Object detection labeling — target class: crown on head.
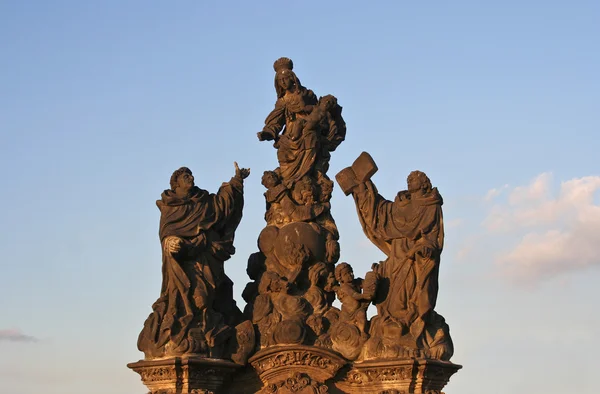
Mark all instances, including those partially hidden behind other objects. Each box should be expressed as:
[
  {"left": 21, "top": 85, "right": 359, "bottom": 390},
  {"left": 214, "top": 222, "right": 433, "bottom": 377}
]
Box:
[{"left": 273, "top": 57, "right": 293, "bottom": 73}]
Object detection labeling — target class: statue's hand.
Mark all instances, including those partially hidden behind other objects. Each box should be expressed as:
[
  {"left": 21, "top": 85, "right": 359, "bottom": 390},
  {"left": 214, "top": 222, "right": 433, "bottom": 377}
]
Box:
[
  {"left": 234, "top": 161, "right": 251, "bottom": 180},
  {"left": 418, "top": 245, "right": 435, "bottom": 259},
  {"left": 257, "top": 131, "right": 274, "bottom": 141},
  {"left": 165, "top": 237, "right": 183, "bottom": 255}
]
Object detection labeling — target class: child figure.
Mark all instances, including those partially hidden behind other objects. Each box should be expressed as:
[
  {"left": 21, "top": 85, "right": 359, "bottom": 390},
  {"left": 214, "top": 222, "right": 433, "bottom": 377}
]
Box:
[
  {"left": 334, "top": 262, "right": 371, "bottom": 335},
  {"left": 262, "top": 170, "right": 290, "bottom": 226}
]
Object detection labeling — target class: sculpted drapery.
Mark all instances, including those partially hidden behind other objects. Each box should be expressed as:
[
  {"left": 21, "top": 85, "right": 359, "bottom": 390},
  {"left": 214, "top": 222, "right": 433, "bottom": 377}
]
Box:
[
  {"left": 353, "top": 179, "right": 443, "bottom": 324},
  {"left": 138, "top": 166, "right": 248, "bottom": 359},
  {"left": 349, "top": 170, "right": 453, "bottom": 361},
  {"left": 258, "top": 57, "right": 345, "bottom": 188},
  {"left": 129, "top": 59, "right": 462, "bottom": 394}
]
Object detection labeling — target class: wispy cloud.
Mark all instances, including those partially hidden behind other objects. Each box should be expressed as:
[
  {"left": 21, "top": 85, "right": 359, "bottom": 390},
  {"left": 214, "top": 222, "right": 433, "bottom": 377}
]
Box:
[
  {"left": 481, "top": 173, "right": 600, "bottom": 283},
  {"left": 484, "top": 184, "right": 509, "bottom": 202},
  {"left": 0, "top": 329, "right": 39, "bottom": 343}
]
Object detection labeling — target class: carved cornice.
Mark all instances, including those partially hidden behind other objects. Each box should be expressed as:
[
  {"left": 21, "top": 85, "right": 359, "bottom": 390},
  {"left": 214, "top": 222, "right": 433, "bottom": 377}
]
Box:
[
  {"left": 128, "top": 357, "right": 241, "bottom": 393},
  {"left": 249, "top": 345, "right": 346, "bottom": 385},
  {"left": 134, "top": 366, "right": 179, "bottom": 384},
  {"left": 344, "top": 366, "right": 413, "bottom": 385},
  {"left": 336, "top": 359, "right": 462, "bottom": 394}
]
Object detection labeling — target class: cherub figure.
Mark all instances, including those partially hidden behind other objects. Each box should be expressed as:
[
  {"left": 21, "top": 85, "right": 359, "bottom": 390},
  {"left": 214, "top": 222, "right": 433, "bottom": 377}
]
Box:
[
  {"left": 241, "top": 252, "right": 266, "bottom": 309},
  {"left": 262, "top": 171, "right": 328, "bottom": 227},
  {"left": 262, "top": 170, "right": 289, "bottom": 226},
  {"left": 313, "top": 94, "right": 346, "bottom": 175},
  {"left": 292, "top": 175, "right": 318, "bottom": 206},
  {"left": 317, "top": 174, "right": 334, "bottom": 203},
  {"left": 334, "top": 263, "right": 372, "bottom": 335},
  {"left": 276, "top": 176, "right": 327, "bottom": 224}
]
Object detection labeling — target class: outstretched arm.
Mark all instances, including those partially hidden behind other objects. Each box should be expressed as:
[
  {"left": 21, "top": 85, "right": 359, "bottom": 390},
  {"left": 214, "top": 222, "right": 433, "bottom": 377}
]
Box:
[
  {"left": 258, "top": 98, "right": 285, "bottom": 141},
  {"left": 351, "top": 179, "right": 395, "bottom": 256},
  {"left": 234, "top": 161, "right": 251, "bottom": 181}
]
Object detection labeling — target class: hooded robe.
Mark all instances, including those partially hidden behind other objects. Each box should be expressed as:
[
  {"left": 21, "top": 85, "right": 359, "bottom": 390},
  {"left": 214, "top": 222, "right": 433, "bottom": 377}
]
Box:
[
  {"left": 352, "top": 180, "right": 444, "bottom": 335},
  {"left": 138, "top": 178, "right": 244, "bottom": 358}
]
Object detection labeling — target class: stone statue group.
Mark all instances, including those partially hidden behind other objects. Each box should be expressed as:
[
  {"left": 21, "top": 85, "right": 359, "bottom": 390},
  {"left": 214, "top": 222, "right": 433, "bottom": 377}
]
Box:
[{"left": 132, "top": 58, "right": 458, "bottom": 394}]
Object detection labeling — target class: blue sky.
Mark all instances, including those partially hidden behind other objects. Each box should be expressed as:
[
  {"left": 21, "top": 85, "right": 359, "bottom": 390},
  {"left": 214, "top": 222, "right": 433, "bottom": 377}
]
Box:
[{"left": 1, "top": 1, "right": 599, "bottom": 393}]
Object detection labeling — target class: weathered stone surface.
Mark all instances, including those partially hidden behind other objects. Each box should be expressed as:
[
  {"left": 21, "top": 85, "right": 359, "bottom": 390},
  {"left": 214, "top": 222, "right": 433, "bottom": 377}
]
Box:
[
  {"left": 245, "top": 58, "right": 346, "bottom": 357},
  {"left": 134, "top": 164, "right": 254, "bottom": 363},
  {"left": 128, "top": 357, "right": 241, "bottom": 394},
  {"left": 337, "top": 152, "right": 454, "bottom": 362},
  {"left": 330, "top": 262, "right": 375, "bottom": 360},
  {"left": 336, "top": 151, "right": 378, "bottom": 195},
  {"left": 129, "top": 59, "right": 461, "bottom": 394},
  {"left": 335, "top": 358, "right": 462, "bottom": 394},
  {"left": 250, "top": 345, "right": 346, "bottom": 393},
  {"left": 221, "top": 366, "right": 263, "bottom": 394}
]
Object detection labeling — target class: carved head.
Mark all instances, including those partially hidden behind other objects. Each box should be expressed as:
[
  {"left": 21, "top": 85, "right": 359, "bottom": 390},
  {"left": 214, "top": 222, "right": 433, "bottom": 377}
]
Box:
[
  {"left": 293, "top": 176, "right": 317, "bottom": 205},
  {"left": 306, "top": 314, "right": 326, "bottom": 336},
  {"left": 247, "top": 252, "right": 266, "bottom": 281},
  {"left": 261, "top": 170, "right": 281, "bottom": 189},
  {"left": 283, "top": 240, "right": 311, "bottom": 268},
  {"left": 319, "top": 94, "right": 337, "bottom": 112},
  {"left": 335, "top": 262, "right": 354, "bottom": 284},
  {"left": 273, "top": 57, "right": 302, "bottom": 98},
  {"left": 170, "top": 167, "right": 195, "bottom": 193},
  {"left": 277, "top": 72, "right": 297, "bottom": 92},
  {"left": 407, "top": 170, "right": 432, "bottom": 194},
  {"left": 318, "top": 177, "right": 334, "bottom": 202},
  {"left": 258, "top": 271, "right": 289, "bottom": 294}
]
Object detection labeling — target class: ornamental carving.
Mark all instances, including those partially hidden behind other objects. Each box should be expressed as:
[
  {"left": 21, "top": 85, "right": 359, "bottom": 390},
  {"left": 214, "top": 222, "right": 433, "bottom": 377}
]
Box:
[
  {"left": 259, "top": 373, "right": 329, "bottom": 394},
  {"left": 136, "top": 367, "right": 177, "bottom": 383},
  {"left": 149, "top": 391, "right": 214, "bottom": 394},
  {"left": 343, "top": 366, "right": 412, "bottom": 384},
  {"left": 136, "top": 164, "right": 253, "bottom": 363},
  {"left": 252, "top": 350, "right": 337, "bottom": 375}
]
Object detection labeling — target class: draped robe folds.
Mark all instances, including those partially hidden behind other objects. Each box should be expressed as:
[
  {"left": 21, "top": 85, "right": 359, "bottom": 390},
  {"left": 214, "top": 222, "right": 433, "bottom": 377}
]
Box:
[
  {"left": 263, "top": 89, "right": 318, "bottom": 185},
  {"left": 352, "top": 180, "right": 444, "bottom": 335},
  {"left": 262, "top": 88, "right": 345, "bottom": 186},
  {"left": 138, "top": 179, "right": 244, "bottom": 358}
]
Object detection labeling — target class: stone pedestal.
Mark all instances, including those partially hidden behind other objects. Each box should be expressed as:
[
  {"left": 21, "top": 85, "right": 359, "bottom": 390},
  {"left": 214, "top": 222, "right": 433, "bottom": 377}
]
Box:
[
  {"left": 249, "top": 345, "right": 347, "bottom": 393},
  {"left": 127, "top": 357, "right": 241, "bottom": 394},
  {"left": 335, "top": 358, "right": 462, "bottom": 394}
]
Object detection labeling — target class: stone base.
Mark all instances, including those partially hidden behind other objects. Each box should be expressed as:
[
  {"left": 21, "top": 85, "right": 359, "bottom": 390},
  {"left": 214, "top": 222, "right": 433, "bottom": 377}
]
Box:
[
  {"left": 127, "top": 356, "right": 241, "bottom": 394},
  {"left": 249, "top": 345, "right": 347, "bottom": 393},
  {"left": 334, "top": 358, "right": 462, "bottom": 394},
  {"left": 222, "top": 365, "right": 263, "bottom": 394}
]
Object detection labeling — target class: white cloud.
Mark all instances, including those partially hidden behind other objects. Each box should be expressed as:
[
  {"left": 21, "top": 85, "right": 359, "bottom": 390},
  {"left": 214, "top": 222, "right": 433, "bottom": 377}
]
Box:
[
  {"left": 484, "top": 184, "right": 509, "bottom": 202},
  {"left": 483, "top": 173, "right": 600, "bottom": 282},
  {"left": 508, "top": 172, "right": 552, "bottom": 206},
  {"left": 0, "top": 329, "right": 38, "bottom": 343}
]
